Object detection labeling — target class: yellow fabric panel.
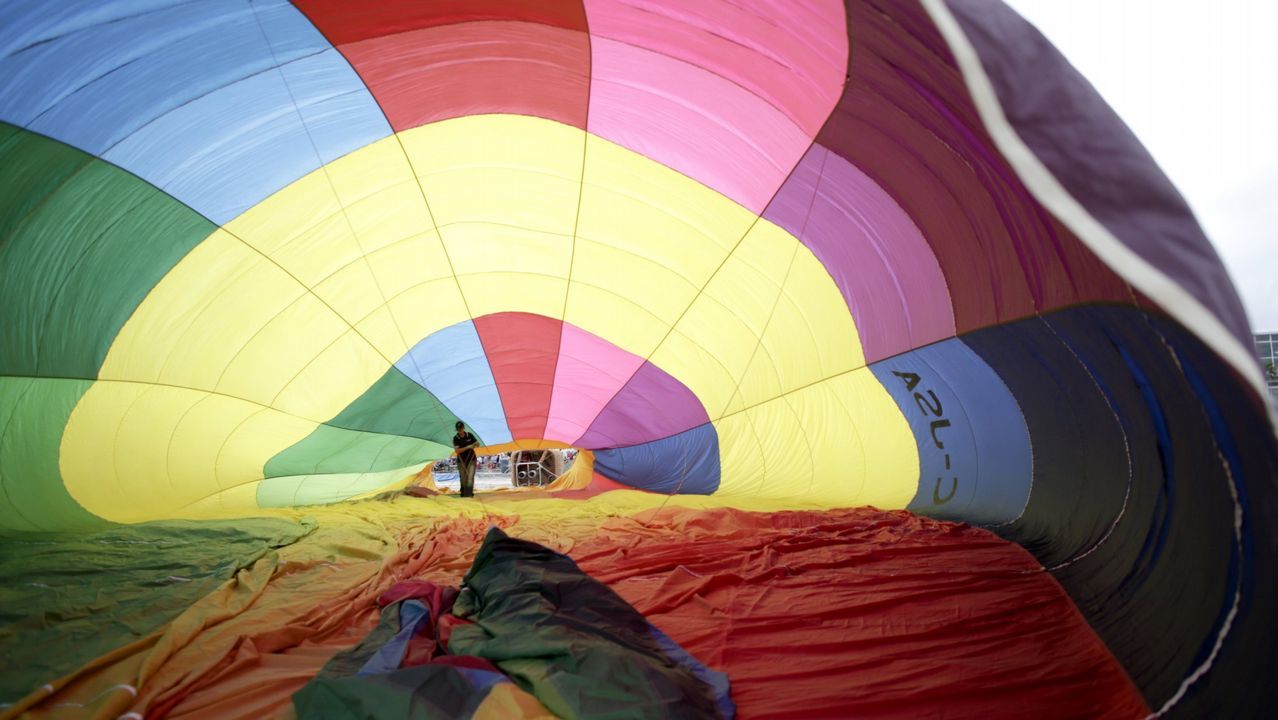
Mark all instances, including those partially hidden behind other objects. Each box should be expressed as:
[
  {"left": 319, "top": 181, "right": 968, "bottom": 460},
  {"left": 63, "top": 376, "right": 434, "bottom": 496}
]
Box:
[
  {"left": 325, "top": 136, "right": 424, "bottom": 210},
  {"left": 167, "top": 395, "right": 298, "bottom": 498},
  {"left": 740, "top": 396, "right": 815, "bottom": 499},
  {"left": 459, "top": 272, "right": 568, "bottom": 321},
  {"left": 649, "top": 222, "right": 799, "bottom": 418},
  {"left": 821, "top": 370, "right": 918, "bottom": 509},
  {"left": 403, "top": 116, "right": 583, "bottom": 234},
  {"left": 271, "top": 328, "right": 387, "bottom": 419},
  {"left": 781, "top": 249, "right": 865, "bottom": 377},
  {"left": 567, "top": 134, "right": 755, "bottom": 355},
  {"left": 99, "top": 231, "right": 307, "bottom": 387},
  {"left": 311, "top": 251, "right": 400, "bottom": 330},
  {"left": 711, "top": 411, "right": 768, "bottom": 498},
  {"left": 353, "top": 305, "right": 416, "bottom": 364},
  {"left": 61, "top": 383, "right": 315, "bottom": 523},
  {"left": 377, "top": 278, "right": 471, "bottom": 349},
  {"left": 399, "top": 116, "right": 582, "bottom": 322},
  {"left": 183, "top": 480, "right": 264, "bottom": 519},
  {"left": 445, "top": 224, "right": 573, "bottom": 279},
  {"left": 562, "top": 279, "right": 670, "bottom": 357},
  {"left": 712, "top": 368, "right": 917, "bottom": 507},
  {"left": 228, "top": 136, "right": 428, "bottom": 264},
  {"left": 253, "top": 211, "right": 355, "bottom": 289},
  {"left": 224, "top": 134, "right": 443, "bottom": 362},
  {"left": 443, "top": 223, "right": 572, "bottom": 319},
  {"left": 215, "top": 294, "right": 349, "bottom": 406},
  {"left": 362, "top": 230, "right": 454, "bottom": 301},
  {"left": 226, "top": 168, "right": 337, "bottom": 257},
  {"left": 734, "top": 247, "right": 864, "bottom": 408}
]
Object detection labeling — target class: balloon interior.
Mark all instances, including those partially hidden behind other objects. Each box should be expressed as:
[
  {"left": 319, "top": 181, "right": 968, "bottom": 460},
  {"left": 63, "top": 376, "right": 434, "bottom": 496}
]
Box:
[{"left": 0, "top": 1, "right": 1275, "bottom": 718}]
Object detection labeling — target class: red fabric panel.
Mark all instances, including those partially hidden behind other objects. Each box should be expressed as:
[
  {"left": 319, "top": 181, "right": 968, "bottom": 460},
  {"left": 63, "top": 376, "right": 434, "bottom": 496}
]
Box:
[
  {"left": 339, "top": 21, "right": 590, "bottom": 131},
  {"left": 473, "top": 312, "right": 562, "bottom": 441},
  {"left": 292, "top": 0, "right": 588, "bottom": 45},
  {"left": 819, "top": 0, "right": 1130, "bottom": 333},
  {"left": 573, "top": 507, "right": 1149, "bottom": 719}
]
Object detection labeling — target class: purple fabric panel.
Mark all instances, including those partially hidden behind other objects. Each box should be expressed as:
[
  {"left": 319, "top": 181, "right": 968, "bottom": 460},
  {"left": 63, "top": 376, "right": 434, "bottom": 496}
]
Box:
[
  {"left": 800, "top": 145, "right": 955, "bottom": 362},
  {"left": 945, "top": 0, "right": 1253, "bottom": 348},
  {"left": 761, "top": 143, "right": 824, "bottom": 238},
  {"left": 575, "top": 361, "right": 710, "bottom": 449}
]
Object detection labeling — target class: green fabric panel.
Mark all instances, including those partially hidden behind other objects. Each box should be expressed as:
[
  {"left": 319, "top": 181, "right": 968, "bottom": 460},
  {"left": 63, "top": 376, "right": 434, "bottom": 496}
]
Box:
[
  {"left": 328, "top": 368, "right": 463, "bottom": 444},
  {"left": 0, "top": 377, "right": 105, "bottom": 532},
  {"left": 0, "top": 123, "right": 215, "bottom": 378},
  {"left": 260, "top": 367, "right": 461, "bottom": 506},
  {"left": 264, "top": 425, "right": 450, "bottom": 478},
  {"left": 256, "top": 462, "right": 431, "bottom": 508},
  {"left": 0, "top": 516, "right": 315, "bottom": 705}
]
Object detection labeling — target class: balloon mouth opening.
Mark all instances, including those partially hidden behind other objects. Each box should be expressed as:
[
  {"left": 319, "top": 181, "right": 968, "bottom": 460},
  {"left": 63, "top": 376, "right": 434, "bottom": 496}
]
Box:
[{"left": 428, "top": 446, "right": 584, "bottom": 494}]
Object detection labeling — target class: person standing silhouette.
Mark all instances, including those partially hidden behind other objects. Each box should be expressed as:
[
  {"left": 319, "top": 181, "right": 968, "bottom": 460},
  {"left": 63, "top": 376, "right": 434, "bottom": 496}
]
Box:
[{"left": 452, "top": 421, "right": 479, "bottom": 498}]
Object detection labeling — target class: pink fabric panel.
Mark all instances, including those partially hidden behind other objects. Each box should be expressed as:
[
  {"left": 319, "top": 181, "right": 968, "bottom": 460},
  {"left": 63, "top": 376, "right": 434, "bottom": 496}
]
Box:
[
  {"left": 794, "top": 145, "right": 956, "bottom": 362},
  {"left": 587, "top": 37, "right": 812, "bottom": 213},
  {"left": 583, "top": 0, "right": 846, "bottom": 135},
  {"left": 543, "top": 323, "right": 646, "bottom": 445}
]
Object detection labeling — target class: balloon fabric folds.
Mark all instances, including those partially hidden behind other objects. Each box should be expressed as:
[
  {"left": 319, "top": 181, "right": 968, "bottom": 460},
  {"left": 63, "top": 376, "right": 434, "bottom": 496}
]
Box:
[{"left": 0, "top": 1, "right": 1275, "bottom": 718}]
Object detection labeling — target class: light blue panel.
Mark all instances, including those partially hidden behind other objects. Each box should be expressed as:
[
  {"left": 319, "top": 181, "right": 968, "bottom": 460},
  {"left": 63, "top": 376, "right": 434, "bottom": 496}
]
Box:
[
  {"left": 104, "top": 48, "right": 390, "bottom": 222},
  {"left": 870, "top": 339, "right": 1032, "bottom": 525},
  {"left": 0, "top": 0, "right": 390, "bottom": 223},
  {"left": 396, "top": 322, "right": 513, "bottom": 445}
]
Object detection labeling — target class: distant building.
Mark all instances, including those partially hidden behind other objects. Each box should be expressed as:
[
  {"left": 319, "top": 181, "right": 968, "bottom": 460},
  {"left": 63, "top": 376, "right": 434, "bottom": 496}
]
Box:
[{"left": 1256, "top": 332, "right": 1278, "bottom": 403}]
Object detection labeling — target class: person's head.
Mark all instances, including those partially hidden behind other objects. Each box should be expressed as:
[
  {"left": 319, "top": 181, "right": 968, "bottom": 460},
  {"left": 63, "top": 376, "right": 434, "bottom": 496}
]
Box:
[{"left": 455, "top": 421, "right": 465, "bottom": 432}]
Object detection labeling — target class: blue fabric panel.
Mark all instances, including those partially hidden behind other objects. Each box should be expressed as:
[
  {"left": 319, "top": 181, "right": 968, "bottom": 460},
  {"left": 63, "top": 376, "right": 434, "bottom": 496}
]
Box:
[
  {"left": 453, "top": 667, "right": 508, "bottom": 693},
  {"left": 358, "top": 600, "right": 431, "bottom": 676},
  {"left": 870, "top": 339, "right": 1031, "bottom": 525},
  {"left": 593, "top": 423, "right": 720, "bottom": 494},
  {"left": 0, "top": 0, "right": 390, "bottom": 223},
  {"left": 396, "top": 322, "right": 513, "bottom": 445}
]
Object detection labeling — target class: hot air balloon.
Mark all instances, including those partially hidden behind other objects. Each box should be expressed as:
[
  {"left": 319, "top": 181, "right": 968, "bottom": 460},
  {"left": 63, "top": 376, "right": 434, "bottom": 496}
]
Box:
[{"left": 1, "top": 1, "right": 1274, "bottom": 718}]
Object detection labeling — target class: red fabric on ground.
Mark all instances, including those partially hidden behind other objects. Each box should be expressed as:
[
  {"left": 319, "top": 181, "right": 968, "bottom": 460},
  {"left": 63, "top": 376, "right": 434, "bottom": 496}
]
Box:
[
  {"left": 571, "top": 507, "right": 1149, "bottom": 719},
  {"left": 159, "top": 505, "right": 1148, "bottom": 719}
]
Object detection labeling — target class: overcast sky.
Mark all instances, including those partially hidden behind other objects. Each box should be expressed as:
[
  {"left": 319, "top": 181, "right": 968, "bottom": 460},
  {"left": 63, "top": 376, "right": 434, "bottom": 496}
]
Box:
[{"left": 1001, "top": 0, "right": 1278, "bottom": 333}]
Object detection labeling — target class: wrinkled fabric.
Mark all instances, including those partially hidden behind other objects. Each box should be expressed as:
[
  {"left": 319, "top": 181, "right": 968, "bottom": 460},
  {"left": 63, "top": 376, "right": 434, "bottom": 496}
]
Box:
[{"left": 448, "top": 527, "right": 732, "bottom": 719}]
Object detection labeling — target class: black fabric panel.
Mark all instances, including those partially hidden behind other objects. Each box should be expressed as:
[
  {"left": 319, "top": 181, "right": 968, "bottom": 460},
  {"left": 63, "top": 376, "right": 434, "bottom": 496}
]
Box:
[
  {"left": 1146, "top": 316, "right": 1278, "bottom": 718},
  {"left": 961, "top": 318, "right": 1129, "bottom": 564},
  {"left": 965, "top": 306, "right": 1257, "bottom": 712},
  {"left": 1039, "top": 308, "right": 1233, "bottom": 707}
]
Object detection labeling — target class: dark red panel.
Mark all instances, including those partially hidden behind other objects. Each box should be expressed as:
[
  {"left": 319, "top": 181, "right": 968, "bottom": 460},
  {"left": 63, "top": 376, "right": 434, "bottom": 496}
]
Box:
[
  {"left": 473, "top": 312, "right": 562, "bottom": 441},
  {"left": 292, "top": 0, "right": 588, "bottom": 45},
  {"left": 339, "top": 21, "right": 590, "bottom": 131}
]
